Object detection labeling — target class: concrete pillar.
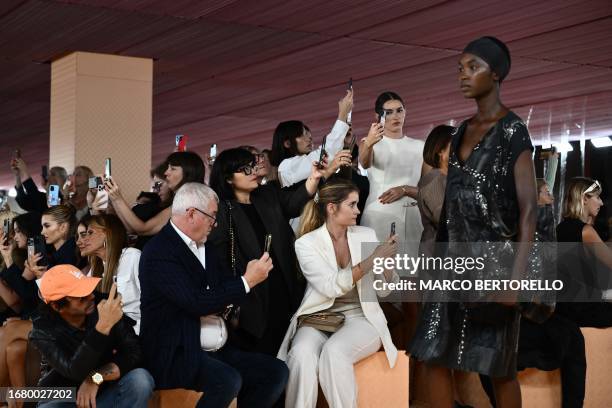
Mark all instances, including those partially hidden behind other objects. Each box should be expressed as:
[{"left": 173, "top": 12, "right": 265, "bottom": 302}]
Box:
[{"left": 50, "top": 51, "right": 153, "bottom": 202}]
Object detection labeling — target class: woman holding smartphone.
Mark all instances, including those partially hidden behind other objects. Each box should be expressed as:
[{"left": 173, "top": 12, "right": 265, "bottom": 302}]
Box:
[
  {"left": 208, "top": 148, "right": 323, "bottom": 355},
  {"left": 359, "top": 92, "right": 425, "bottom": 244},
  {"left": 105, "top": 151, "right": 205, "bottom": 236},
  {"left": 78, "top": 214, "right": 142, "bottom": 333},
  {"left": 270, "top": 90, "right": 353, "bottom": 188},
  {"left": 278, "top": 179, "right": 399, "bottom": 408}
]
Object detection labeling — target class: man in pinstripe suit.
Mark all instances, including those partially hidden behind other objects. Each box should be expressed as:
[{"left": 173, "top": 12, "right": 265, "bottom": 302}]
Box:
[{"left": 139, "top": 183, "right": 288, "bottom": 407}]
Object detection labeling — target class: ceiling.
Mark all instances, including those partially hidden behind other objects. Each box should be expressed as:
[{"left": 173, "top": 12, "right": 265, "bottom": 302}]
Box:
[{"left": 1, "top": 0, "right": 612, "bottom": 189}]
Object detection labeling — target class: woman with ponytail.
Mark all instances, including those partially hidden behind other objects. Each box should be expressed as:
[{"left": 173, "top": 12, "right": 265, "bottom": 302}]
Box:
[{"left": 279, "top": 179, "right": 399, "bottom": 408}]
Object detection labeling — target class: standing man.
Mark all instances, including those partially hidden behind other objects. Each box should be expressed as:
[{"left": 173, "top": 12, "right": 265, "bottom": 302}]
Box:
[
  {"left": 30, "top": 264, "right": 154, "bottom": 408},
  {"left": 139, "top": 182, "right": 288, "bottom": 408}
]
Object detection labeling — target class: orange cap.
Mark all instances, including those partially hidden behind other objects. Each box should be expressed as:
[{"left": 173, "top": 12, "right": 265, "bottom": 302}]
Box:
[{"left": 38, "top": 264, "right": 100, "bottom": 303}]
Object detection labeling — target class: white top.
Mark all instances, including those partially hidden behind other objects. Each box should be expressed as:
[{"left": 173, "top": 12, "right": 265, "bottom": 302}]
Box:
[
  {"left": 278, "top": 119, "right": 350, "bottom": 188},
  {"left": 170, "top": 221, "right": 250, "bottom": 293},
  {"left": 114, "top": 247, "right": 142, "bottom": 334},
  {"left": 277, "top": 225, "right": 399, "bottom": 368},
  {"left": 361, "top": 136, "right": 424, "bottom": 251}
]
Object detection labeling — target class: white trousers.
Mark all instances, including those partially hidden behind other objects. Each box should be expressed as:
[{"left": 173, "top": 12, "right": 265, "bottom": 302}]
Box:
[{"left": 285, "top": 312, "right": 382, "bottom": 408}]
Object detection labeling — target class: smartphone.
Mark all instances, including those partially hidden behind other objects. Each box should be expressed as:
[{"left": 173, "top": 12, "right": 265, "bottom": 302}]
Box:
[
  {"left": 390, "top": 222, "right": 396, "bottom": 237},
  {"left": 88, "top": 176, "right": 98, "bottom": 189},
  {"left": 264, "top": 234, "right": 272, "bottom": 253},
  {"left": 47, "top": 184, "right": 61, "bottom": 206},
  {"left": 209, "top": 143, "right": 217, "bottom": 163},
  {"left": 96, "top": 177, "right": 109, "bottom": 210},
  {"left": 347, "top": 130, "right": 357, "bottom": 153},
  {"left": 176, "top": 135, "right": 188, "bottom": 152},
  {"left": 42, "top": 165, "right": 48, "bottom": 183},
  {"left": 28, "top": 236, "right": 48, "bottom": 266},
  {"left": 379, "top": 110, "right": 387, "bottom": 128},
  {"left": 104, "top": 158, "right": 112, "bottom": 179},
  {"left": 152, "top": 180, "right": 163, "bottom": 193},
  {"left": 2, "top": 219, "right": 12, "bottom": 245},
  {"left": 347, "top": 78, "right": 353, "bottom": 124},
  {"left": 317, "top": 135, "right": 328, "bottom": 169}
]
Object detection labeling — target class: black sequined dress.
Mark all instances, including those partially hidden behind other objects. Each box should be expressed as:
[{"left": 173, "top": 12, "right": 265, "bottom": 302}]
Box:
[{"left": 409, "top": 111, "right": 534, "bottom": 378}]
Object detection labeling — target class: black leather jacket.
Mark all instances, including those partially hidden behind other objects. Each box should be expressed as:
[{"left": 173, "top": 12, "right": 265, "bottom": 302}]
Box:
[{"left": 29, "top": 305, "right": 142, "bottom": 388}]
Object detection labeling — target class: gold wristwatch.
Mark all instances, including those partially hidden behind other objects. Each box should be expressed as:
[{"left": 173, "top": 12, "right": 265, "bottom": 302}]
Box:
[{"left": 90, "top": 371, "right": 104, "bottom": 385}]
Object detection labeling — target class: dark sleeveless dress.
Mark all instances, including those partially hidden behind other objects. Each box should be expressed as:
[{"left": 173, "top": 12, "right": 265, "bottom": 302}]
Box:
[{"left": 409, "top": 111, "right": 534, "bottom": 378}]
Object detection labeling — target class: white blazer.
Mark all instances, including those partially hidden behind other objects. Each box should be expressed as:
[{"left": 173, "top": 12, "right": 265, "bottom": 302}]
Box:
[{"left": 278, "top": 224, "right": 399, "bottom": 367}]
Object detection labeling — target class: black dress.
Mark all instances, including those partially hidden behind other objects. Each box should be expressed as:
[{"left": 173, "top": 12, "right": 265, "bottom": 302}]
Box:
[{"left": 409, "top": 111, "right": 534, "bottom": 378}]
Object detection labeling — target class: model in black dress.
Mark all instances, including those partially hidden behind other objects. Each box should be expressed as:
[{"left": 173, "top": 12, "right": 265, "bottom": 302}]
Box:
[{"left": 409, "top": 37, "right": 537, "bottom": 408}]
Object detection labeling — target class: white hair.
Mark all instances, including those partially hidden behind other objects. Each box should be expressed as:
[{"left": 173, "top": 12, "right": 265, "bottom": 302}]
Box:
[{"left": 172, "top": 183, "right": 218, "bottom": 215}]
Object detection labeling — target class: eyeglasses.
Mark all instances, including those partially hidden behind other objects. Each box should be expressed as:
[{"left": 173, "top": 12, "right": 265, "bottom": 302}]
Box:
[
  {"left": 190, "top": 207, "right": 218, "bottom": 226},
  {"left": 77, "top": 230, "right": 96, "bottom": 240},
  {"left": 583, "top": 180, "right": 601, "bottom": 196},
  {"left": 235, "top": 164, "right": 256, "bottom": 176}
]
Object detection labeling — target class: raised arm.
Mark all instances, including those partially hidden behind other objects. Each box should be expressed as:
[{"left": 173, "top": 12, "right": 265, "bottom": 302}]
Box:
[
  {"left": 105, "top": 177, "right": 170, "bottom": 235},
  {"left": 359, "top": 123, "right": 384, "bottom": 169}
]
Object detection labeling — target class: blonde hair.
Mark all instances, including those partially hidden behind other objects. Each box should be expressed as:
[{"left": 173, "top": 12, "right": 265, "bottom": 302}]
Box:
[
  {"left": 297, "top": 179, "right": 359, "bottom": 238},
  {"left": 87, "top": 214, "right": 127, "bottom": 293},
  {"left": 562, "top": 177, "right": 601, "bottom": 220}
]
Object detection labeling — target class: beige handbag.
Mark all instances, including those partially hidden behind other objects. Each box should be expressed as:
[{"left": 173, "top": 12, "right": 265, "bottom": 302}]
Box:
[{"left": 297, "top": 311, "right": 345, "bottom": 333}]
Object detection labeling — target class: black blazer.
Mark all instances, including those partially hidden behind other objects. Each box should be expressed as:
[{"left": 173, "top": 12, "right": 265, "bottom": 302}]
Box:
[
  {"left": 208, "top": 183, "right": 309, "bottom": 340},
  {"left": 139, "top": 222, "right": 246, "bottom": 389}
]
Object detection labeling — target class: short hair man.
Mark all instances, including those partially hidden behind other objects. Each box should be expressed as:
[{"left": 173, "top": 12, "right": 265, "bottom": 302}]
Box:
[
  {"left": 139, "top": 182, "right": 288, "bottom": 407},
  {"left": 30, "top": 264, "right": 154, "bottom": 408}
]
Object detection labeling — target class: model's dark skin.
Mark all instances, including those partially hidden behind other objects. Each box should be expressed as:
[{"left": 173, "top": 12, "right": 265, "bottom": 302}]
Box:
[{"left": 426, "top": 53, "right": 537, "bottom": 408}]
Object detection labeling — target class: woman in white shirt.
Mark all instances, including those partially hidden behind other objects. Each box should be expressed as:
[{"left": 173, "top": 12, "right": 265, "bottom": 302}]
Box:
[
  {"left": 269, "top": 90, "right": 353, "bottom": 188},
  {"left": 79, "top": 214, "right": 142, "bottom": 334},
  {"left": 278, "top": 179, "right": 399, "bottom": 408}
]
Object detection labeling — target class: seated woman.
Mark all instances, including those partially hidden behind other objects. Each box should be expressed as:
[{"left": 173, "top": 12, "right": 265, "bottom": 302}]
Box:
[
  {"left": 78, "top": 214, "right": 142, "bottom": 334},
  {"left": 556, "top": 177, "right": 612, "bottom": 323},
  {"left": 0, "top": 205, "right": 78, "bottom": 404},
  {"left": 106, "top": 151, "right": 205, "bottom": 236},
  {"left": 208, "top": 147, "right": 322, "bottom": 355},
  {"left": 0, "top": 211, "right": 37, "bottom": 395},
  {"left": 278, "top": 179, "right": 399, "bottom": 408}
]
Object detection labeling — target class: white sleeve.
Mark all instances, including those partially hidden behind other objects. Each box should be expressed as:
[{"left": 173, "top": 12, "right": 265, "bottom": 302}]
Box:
[
  {"left": 116, "top": 248, "right": 142, "bottom": 320},
  {"left": 278, "top": 119, "right": 349, "bottom": 187},
  {"left": 323, "top": 119, "right": 350, "bottom": 162}
]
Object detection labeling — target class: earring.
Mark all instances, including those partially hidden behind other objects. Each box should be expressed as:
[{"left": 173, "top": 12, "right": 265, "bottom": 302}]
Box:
[{"left": 103, "top": 240, "right": 107, "bottom": 248}]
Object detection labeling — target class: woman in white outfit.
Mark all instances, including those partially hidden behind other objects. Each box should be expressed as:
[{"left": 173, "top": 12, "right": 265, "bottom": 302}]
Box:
[
  {"left": 78, "top": 214, "right": 142, "bottom": 334},
  {"left": 278, "top": 179, "right": 399, "bottom": 408},
  {"left": 359, "top": 91, "right": 425, "bottom": 246},
  {"left": 270, "top": 90, "right": 353, "bottom": 189}
]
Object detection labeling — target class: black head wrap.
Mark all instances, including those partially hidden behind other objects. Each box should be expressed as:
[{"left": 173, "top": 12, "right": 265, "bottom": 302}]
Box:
[{"left": 463, "top": 36, "right": 511, "bottom": 82}]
